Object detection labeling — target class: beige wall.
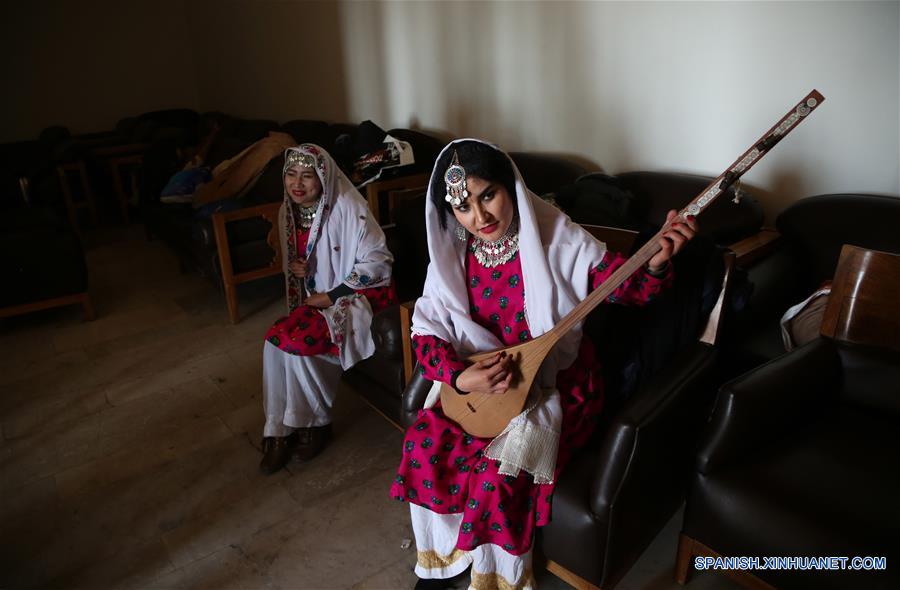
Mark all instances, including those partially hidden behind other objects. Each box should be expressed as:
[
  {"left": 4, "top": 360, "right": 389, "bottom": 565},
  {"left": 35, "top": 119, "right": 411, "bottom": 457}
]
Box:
[
  {"left": 1, "top": 0, "right": 200, "bottom": 142},
  {"left": 338, "top": 0, "right": 900, "bottom": 220}
]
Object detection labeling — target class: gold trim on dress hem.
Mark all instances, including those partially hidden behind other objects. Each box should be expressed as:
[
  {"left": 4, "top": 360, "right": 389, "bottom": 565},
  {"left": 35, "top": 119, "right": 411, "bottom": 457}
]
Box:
[
  {"left": 470, "top": 568, "right": 535, "bottom": 590},
  {"left": 417, "top": 548, "right": 469, "bottom": 570}
]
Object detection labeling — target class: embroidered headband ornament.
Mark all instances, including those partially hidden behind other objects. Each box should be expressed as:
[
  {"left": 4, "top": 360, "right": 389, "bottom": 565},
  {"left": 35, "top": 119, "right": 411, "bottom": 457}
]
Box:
[
  {"left": 286, "top": 151, "right": 317, "bottom": 170},
  {"left": 444, "top": 151, "right": 469, "bottom": 207}
]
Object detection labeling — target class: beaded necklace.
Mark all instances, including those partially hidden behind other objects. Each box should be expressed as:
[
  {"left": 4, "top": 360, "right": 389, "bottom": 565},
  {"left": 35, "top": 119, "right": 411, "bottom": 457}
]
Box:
[{"left": 469, "top": 218, "right": 520, "bottom": 268}]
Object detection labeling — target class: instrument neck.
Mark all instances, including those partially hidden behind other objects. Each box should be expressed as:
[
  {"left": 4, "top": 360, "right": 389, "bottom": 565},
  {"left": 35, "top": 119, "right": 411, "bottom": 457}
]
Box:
[{"left": 547, "top": 230, "right": 666, "bottom": 343}]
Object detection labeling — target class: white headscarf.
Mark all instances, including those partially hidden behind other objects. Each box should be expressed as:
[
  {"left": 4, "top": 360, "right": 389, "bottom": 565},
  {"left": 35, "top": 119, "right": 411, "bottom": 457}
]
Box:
[
  {"left": 412, "top": 139, "right": 607, "bottom": 483},
  {"left": 279, "top": 144, "right": 393, "bottom": 369}
]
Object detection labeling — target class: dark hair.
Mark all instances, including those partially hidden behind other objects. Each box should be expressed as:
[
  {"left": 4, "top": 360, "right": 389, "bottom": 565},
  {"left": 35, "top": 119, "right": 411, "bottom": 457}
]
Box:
[{"left": 430, "top": 141, "right": 517, "bottom": 229}]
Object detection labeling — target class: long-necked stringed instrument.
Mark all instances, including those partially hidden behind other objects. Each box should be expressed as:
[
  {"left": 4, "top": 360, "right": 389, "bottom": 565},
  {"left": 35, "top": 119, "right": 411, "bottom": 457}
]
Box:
[{"left": 441, "top": 90, "right": 825, "bottom": 438}]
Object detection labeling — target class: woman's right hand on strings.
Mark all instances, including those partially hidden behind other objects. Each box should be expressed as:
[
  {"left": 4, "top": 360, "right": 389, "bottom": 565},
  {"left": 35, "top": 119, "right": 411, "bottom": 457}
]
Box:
[
  {"left": 456, "top": 352, "right": 513, "bottom": 395},
  {"left": 289, "top": 258, "right": 308, "bottom": 278}
]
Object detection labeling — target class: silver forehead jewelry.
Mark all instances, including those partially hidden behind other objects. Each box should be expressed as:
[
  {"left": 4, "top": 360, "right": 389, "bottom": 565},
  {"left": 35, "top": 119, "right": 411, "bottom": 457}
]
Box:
[
  {"left": 469, "top": 218, "right": 520, "bottom": 268},
  {"left": 286, "top": 150, "right": 317, "bottom": 169},
  {"left": 444, "top": 151, "right": 469, "bottom": 207}
]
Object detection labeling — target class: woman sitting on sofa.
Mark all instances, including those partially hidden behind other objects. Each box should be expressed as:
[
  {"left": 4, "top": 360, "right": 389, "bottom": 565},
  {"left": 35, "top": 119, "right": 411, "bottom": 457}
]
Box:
[
  {"left": 260, "top": 144, "right": 396, "bottom": 474},
  {"left": 389, "top": 140, "right": 696, "bottom": 589}
]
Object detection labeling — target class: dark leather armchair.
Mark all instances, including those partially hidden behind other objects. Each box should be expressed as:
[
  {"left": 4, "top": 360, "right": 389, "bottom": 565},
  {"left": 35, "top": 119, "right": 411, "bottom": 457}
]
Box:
[
  {"left": 676, "top": 245, "right": 900, "bottom": 590},
  {"left": 721, "top": 193, "right": 900, "bottom": 378},
  {"left": 0, "top": 206, "right": 93, "bottom": 320}
]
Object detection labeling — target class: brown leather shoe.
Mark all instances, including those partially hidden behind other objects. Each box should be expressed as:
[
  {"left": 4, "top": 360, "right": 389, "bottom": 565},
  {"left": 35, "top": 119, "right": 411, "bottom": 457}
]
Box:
[
  {"left": 294, "top": 424, "right": 332, "bottom": 461},
  {"left": 259, "top": 433, "right": 297, "bottom": 474}
]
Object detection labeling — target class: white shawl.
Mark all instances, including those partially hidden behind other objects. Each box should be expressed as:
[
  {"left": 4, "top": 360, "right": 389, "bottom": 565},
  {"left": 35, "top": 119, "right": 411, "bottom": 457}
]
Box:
[
  {"left": 279, "top": 144, "right": 393, "bottom": 370},
  {"left": 412, "top": 139, "right": 606, "bottom": 483}
]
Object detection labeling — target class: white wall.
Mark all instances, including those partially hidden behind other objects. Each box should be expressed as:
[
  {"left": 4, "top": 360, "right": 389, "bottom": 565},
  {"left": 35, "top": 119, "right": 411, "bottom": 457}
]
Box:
[{"left": 339, "top": 0, "right": 900, "bottom": 220}]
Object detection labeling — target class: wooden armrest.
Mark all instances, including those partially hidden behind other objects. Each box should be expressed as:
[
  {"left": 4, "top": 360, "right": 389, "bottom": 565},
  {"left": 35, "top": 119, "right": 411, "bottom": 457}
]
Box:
[
  {"left": 212, "top": 202, "right": 283, "bottom": 323},
  {"left": 580, "top": 224, "right": 639, "bottom": 254},
  {"left": 727, "top": 229, "right": 781, "bottom": 266},
  {"left": 400, "top": 299, "right": 417, "bottom": 387},
  {"left": 213, "top": 201, "right": 282, "bottom": 224}
]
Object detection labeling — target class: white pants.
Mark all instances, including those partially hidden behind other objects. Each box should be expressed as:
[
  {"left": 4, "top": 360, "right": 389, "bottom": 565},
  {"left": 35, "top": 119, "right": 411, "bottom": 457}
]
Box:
[
  {"left": 262, "top": 341, "right": 342, "bottom": 437},
  {"left": 410, "top": 504, "right": 535, "bottom": 590}
]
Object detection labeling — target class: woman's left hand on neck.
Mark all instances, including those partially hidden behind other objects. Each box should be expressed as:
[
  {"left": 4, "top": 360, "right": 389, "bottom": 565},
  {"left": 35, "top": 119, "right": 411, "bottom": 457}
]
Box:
[{"left": 648, "top": 210, "right": 698, "bottom": 271}]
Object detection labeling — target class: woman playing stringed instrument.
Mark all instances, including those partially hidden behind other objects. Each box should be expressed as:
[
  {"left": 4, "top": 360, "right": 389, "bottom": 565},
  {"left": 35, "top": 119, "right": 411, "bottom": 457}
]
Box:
[{"left": 390, "top": 140, "right": 697, "bottom": 590}]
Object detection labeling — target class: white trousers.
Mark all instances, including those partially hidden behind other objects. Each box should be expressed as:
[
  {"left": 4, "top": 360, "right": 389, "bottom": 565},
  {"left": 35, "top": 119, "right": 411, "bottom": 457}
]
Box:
[
  {"left": 262, "top": 341, "right": 342, "bottom": 437},
  {"left": 410, "top": 504, "right": 535, "bottom": 590}
]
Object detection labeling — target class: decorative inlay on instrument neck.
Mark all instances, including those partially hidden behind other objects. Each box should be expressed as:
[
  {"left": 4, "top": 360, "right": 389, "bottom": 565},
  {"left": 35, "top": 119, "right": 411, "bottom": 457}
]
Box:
[
  {"left": 552, "top": 90, "right": 825, "bottom": 338},
  {"left": 441, "top": 90, "right": 825, "bottom": 439}
]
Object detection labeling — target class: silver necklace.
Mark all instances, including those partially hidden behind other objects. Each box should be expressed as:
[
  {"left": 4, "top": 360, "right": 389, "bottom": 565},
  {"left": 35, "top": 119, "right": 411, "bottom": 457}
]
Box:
[
  {"left": 469, "top": 218, "right": 519, "bottom": 268},
  {"left": 296, "top": 200, "right": 320, "bottom": 229}
]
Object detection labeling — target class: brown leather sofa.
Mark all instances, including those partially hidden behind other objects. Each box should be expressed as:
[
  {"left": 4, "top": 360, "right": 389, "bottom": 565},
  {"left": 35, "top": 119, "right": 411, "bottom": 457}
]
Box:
[{"left": 676, "top": 244, "right": 900, "bottom": 590}]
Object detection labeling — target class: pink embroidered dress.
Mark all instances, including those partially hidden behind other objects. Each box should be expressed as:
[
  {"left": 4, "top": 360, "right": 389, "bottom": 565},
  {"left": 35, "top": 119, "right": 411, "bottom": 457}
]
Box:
[
  {"left": 389, "top": 246, "right": 671, "bottom": 555},
  {"left": 265, "top": 226, "right": 396, "bottom": 356}
]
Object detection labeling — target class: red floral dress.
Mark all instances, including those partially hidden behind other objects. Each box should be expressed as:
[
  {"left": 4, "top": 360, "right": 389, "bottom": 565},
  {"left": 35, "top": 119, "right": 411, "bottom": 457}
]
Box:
[
  {"left": 389, "top": 248, "right": 671, "bottom": 555},
  {"left": 265, "top": 227, "right": 396, "bottom": 356}
]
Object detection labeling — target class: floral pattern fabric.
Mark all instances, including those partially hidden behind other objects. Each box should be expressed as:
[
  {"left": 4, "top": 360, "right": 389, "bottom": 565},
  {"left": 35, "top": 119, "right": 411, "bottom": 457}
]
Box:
[
  {"left": 390, "top": 248, "right": 671, "bottom": 555},
  {"left": 266, "top": 227, "right": 396, "bottom": 357}
]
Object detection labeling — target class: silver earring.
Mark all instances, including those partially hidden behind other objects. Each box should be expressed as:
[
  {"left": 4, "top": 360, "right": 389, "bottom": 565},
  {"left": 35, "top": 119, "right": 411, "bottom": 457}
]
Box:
[{"left": 455, "top": 224, "right": 468, "bottom": 241}]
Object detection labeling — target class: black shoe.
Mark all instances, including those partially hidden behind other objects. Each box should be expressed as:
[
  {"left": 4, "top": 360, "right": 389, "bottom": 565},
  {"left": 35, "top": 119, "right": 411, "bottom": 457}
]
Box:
[
  {"left": 259, "top": 432, "right": 297, "bottom": 474},
  {"left": 413, "top": 569, "right": 469, "bottom": 590},
  {"left": 414, "top": 578, "right": 453, "bottom": 590},
  {"left": 295, "top": 424, "right": 332, "bottom": 461}
]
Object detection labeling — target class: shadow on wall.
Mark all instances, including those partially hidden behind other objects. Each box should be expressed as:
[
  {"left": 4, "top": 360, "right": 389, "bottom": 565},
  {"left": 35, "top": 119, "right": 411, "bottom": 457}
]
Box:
[
  {"left": 335, "top": 0, "right": 632, "bottom": 170},
  {"left": 334, "top": 1, "right": 900, "bottom": 223},
  {"left": 184, "top": 0, "right": 351, "bottom": 124}
]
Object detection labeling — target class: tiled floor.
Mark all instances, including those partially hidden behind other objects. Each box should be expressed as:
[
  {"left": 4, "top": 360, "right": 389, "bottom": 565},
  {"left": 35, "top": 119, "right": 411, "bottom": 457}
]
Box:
[{"left": 0, "top": 227, "right": 740, "bottom": 589}]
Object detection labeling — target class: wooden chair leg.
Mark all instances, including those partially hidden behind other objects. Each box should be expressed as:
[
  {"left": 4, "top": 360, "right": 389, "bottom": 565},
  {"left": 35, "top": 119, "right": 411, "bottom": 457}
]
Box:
[
  {"left": 77, "top": 161, "right": 98, "bottom": 226},
  {"left": 675, "top": 533, "right": 696, "bottom": 585},
  {"left": 224, "top": 279, "right": 240, "bottom": 324},
  {"left": 399, "top": 300, "right": 416, "bottom": 387},
  {"left": 57, "top": 165, "right": 82, "bottom": 236},
  {"left": 109, "top": 160, "right": 130, "bottom": 224},
  {"left": 366, "top": 183, "right": 381, "bottom": 225},
  {"left": 80, "top": 292, "right": 96, "bottom": 321},
  {"left": 545, "top": 560, "right": 601, "bottom": 590}
]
